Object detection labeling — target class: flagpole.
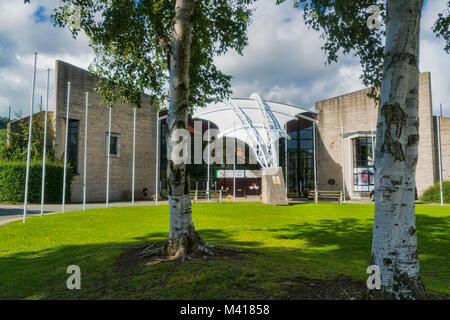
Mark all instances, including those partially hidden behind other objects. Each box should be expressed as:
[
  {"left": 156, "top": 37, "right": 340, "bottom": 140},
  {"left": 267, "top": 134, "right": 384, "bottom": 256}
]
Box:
[
  {"left": 233, "top": 121, "right": 236, "bottom": 202},
  {"left": 313, "top": 121, "right": 318, "bottom": 201},
  {"left": 341, "top": 121, "right": 346, "bottom": 204},
  {"left": 131, "top": 107, "right": 136, "bottom": 206},
  {"left": 23, "top": 52, "right": 37, "bottom": 223},
  {"left": 40, "top": 68, "right": 50, "bottom": 217},
  {"left": 82, "top": 92, "right": 89, "bottom": 210},
  {"left": 207, "top": 121, "right": 210, "bottom": 201},
  {"left": 437, "top": 104, "right": 443, "bottom": 206},
  {"left": 155, "top": 112, "right": 159, "bottom": 205},
  {"left": 106, "top": 107, "right": 112, "bottom": 208},
  {"left": 62, "top": 82, "right": 71, "bottom": 213},
  {"left": 285, "top": 123, "right": 288, "bottom": 195}
]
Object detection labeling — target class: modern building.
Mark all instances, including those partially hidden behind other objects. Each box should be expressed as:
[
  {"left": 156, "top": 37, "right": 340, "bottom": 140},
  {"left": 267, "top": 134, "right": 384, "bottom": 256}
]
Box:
[
  {"left": 8, "top": 60, "right": 158, "bottom": 203},
  {"left": 7, "top": 61, "right": 450, "bottom": 202},
  {"left": 314, "top": 72, "right": 443, "bottom": 199},
  {"left": 158, "top": 97, "right": 318, "bottom": 198}
]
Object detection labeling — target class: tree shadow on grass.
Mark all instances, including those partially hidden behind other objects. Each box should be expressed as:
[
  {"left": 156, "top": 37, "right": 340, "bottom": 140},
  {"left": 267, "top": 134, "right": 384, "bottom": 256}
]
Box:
[
  {"left": 0, "top": 228, "right": 266, "bottom": 299},
  {"left": 254, "top": 214, "right": 450, "bottom": 295},
  {"left": 0, "top": 214, "right": 448, "bottom": 299}
]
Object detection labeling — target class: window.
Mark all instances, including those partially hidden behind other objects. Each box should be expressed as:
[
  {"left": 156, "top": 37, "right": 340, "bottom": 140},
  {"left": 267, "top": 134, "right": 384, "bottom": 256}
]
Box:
[
  {"left": 300, "top": 126, "right": 313, "bottom": 139},
  {"left": 68, "top": 119, "right": 79, "bottom": 173},
  {"left": 106, "top": 133, "right": 120, "bottom": 157},
  {"left": 352, "top": 137, "right": 374, "bottom": 192},
  {"left": 283, "top": 119, "right": 315, "bottom": 197},
  {"left": 300, "top": 139, "right": 313, "bottom": 150}
]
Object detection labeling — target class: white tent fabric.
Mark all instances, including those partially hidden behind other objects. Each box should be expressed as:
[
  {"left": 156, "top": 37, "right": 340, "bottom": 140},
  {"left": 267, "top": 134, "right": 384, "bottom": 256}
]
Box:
[{"left": 192, "top": 93, "right": 317, "bottom": 168}]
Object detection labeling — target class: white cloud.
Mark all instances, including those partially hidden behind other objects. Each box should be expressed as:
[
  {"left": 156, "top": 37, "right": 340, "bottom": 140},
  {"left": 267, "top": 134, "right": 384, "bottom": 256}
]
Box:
[
  {"left": 0, "top": 0, "right": 94, "bottom": 118},
  {"left": 215, "top": 0, "right": 449, "bottom": 115},
  {"left": 420, "top": 0, "right": 450, "bottom": 116},
  {"left": 214, "top": 1, "right": 367, "bottom": 109},
  {"left": 0, "top": 0, "right": 448, "bottom": 119}
]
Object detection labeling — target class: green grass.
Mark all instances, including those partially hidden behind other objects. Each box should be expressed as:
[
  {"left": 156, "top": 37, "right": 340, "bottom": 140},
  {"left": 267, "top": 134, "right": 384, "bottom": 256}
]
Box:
[{"left": 0, "top": 203, "right": 449, "bottom": 299}]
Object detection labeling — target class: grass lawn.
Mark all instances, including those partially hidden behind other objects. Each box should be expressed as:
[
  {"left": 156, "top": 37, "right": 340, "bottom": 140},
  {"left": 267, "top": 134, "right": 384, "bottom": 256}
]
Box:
[{"left": 0, "top": 203, "right": 448, "bottom": 299}]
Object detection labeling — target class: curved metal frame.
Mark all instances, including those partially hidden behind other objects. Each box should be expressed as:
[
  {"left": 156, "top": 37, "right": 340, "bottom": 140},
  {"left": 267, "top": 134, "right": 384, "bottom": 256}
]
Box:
[
  {"left": 194, "top": 93, "right": 317, "bottom": 169},
  {"left": 224, "top": 93, "right": 293, "bottom": 168}
]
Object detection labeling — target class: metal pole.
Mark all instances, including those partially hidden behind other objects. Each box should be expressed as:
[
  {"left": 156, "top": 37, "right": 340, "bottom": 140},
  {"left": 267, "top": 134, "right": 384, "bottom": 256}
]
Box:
[
  {"left": 131, "top": 108, "right": 136, "bottom": 206},
  {"left": 23, "top": 52, "right": 37, "bottom": 223},
  {"left": 341, "top": 121, "right": 346, "bottom": 204},
  {"left": 371, "top": 129, "right": 375, "bottom": 194},
  {"left": 8, "top": 106, "right": 11, "bottom": 121},
  {"left": 40, "top": 68, "right": 50, "bottom": 217},
  {"left": 155, "top": 112, "right": 159, "bottom": 204},
  {"left": 82, "top": 92, "right": 89, "bottom": 210},
  {"left": 313, "top": 121, "right": 318, "bottom": 198},
  {"left": 207, "top": 121, "right": 210, "bottom": 201},
  {"left": 62, "top": 82, "right": 71, "bottom": 213},
  {"left": 437, "top": 104, "right": 443, "bottom": 206},
  {"left": 106, "top": 107, "right": 112, "bottom": 208},
  {"left": 233, "top": 121, "right": 236, "bottom": 202},
  {"left": 285, "top": 123, "right": 288, "bottom": 195}
]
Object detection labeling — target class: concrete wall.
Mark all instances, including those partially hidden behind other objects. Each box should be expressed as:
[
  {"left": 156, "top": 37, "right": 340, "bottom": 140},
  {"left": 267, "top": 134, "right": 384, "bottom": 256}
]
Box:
[
  {"left": 415, "top": 72, "right": 436, "bottom": 195},
  {"left": 54, "top": 60, "right": 157, "bottom": 203},
  {"left": 436, "top": 116, "right": 450, "bottom": 182},
  {"left": 315, "top": 72, "right": 437, "bottom": 198}
]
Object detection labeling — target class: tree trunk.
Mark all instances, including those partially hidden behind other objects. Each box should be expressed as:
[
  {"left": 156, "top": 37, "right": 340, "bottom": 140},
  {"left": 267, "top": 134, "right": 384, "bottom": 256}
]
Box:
[
  {"left": 166, "top": 0, "right": 199, "bottom": 258},
  {"left": 130, "top": 0, "right": 237, "bottom": 264},
  {"left": 371, "top": 0, "right": 426, "bottom": 299}
]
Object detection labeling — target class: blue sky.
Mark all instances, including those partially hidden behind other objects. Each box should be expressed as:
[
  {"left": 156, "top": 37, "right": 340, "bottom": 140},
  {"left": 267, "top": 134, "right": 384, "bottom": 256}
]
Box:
[
  {"left": 33, "top": 6, "right": 47, "bottom": 23},
  {"left": 0, "top": 0, "right": 448, "bottom": 118}
]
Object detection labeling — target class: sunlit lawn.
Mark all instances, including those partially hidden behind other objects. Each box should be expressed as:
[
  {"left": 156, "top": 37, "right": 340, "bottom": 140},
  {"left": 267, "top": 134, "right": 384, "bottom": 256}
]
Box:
[{"left": 0, "top": 203, "right": 448, "bottom": 299}]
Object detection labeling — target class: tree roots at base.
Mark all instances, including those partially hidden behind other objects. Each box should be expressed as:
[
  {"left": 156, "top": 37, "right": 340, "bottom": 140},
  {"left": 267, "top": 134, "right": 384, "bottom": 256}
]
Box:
[{"left": 117, "top": 232, "right": 242, "bottom": 268}]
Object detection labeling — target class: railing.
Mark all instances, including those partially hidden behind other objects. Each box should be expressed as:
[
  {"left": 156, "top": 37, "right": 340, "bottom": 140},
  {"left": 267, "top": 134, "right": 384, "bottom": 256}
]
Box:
[{"left": 190, "top": 190, "right": 223, "bottom": 203}]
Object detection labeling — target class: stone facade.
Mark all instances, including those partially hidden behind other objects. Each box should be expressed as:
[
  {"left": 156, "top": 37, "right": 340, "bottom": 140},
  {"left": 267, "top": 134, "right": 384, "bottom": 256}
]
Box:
[
  {"left": 315, "top": 72, "right": 437, "bottom": 198},
  {"left": 54, "top": 60, "right": 157, "bottom": 203},
  {"left": 435, "top": 116, "right": 450, "bottom": 183}
]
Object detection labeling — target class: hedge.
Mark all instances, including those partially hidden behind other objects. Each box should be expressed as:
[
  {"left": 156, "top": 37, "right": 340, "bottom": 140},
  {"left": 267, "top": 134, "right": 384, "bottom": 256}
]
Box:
[
  {"left": 0, "top": 161, "right": 72, "bottom": 204},
  {"left": 420, "top": 181, "right": 450, "bottom": 204}
]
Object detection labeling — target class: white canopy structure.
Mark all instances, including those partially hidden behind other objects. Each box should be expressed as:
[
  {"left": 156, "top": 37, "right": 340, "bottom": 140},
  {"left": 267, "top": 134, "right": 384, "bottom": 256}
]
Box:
[{"left": 193, "top": 93, "right": 317, "bottom": 168}]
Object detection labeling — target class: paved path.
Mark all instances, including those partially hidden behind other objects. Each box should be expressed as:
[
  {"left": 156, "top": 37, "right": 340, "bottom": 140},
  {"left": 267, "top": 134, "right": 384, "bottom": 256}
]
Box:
[{"left": 0, "top": 201, "right": 165, "bottom": 225}]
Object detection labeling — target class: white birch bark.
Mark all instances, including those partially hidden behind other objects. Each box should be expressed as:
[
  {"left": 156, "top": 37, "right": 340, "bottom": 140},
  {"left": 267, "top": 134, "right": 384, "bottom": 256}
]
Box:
[
  {"left": 166, "top": 0, "right": 197, "bottom": 254},
  {"left": 371, "top": 0, "right": 426, "bottom": 299}
]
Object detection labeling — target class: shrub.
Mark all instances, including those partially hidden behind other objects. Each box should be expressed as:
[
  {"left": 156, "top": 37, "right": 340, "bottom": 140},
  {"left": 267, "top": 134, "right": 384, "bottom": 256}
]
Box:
[
  {"left": 0, "top": 114, "right": 55, "bottom": 161},
  {"left": 420, "top": 181, "right": 450, "bottom": 204},
  {"left": 0, "top": 161, "right": 72, "bottom": 204}
]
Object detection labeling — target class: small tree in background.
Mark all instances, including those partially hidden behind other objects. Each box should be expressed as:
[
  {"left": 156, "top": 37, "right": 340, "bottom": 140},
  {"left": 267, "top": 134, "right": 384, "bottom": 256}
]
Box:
[{"left": 0, "top": 115, "right": 54, "bottom": 161}]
